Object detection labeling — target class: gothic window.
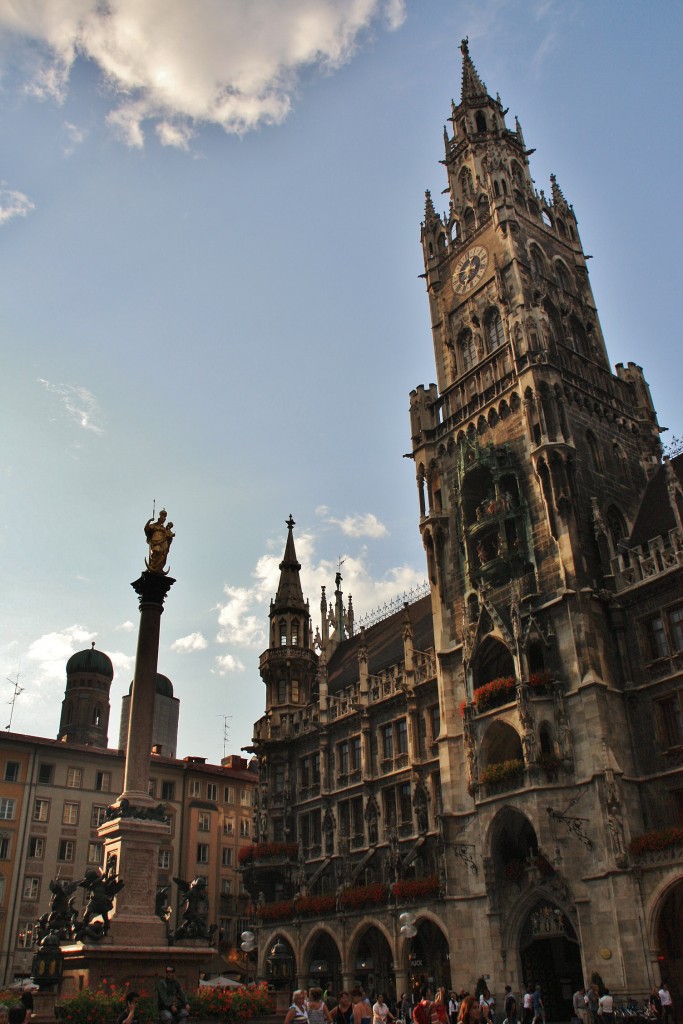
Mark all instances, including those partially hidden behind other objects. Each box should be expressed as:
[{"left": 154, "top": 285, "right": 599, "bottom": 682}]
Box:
[
  {"left": 645, "top": 616, "right": 669, "bottom": 660},
  {"left": 291, "top": 679, "right": 299, "bottom": 703},
  {"left": 555, "top": 261, "right": 571, "bottom": 291},
  {"left": 279, "top": 619, "right": 287, "bottom": 646},
  {"left": 556, "top": 218, "right": 567, "bottom": 237},
  {"left": 291, "top": 620, "right": 299, "bottom": 646},
  {"left": 606, "top": 506, "right": 627, "bottom": 553},
  {"left": 459, "top": 329, "right": 476, "bottom": 371},
  {"left": 510, "top": 161, "right": 524, "bottom": 189},
  {"left": 568, "top": 316, "right": 587, "bottom": 355},
  {"left": 459, "top": 167, "right": 473, "bottom": 196},
  {"left": 586, "top": 431, "right": 602, "bottom": 472},
  {"left": 486, "top": 308, "right": 505, "bottom": 351},
  {"left": 493, "top": 180, "right": 500, "bottom": 197},
  {"left": 539, "top": 723, "right": 554, "bottom": 756},
  {"left": 541, "top": 210, "right": 552, "bottom": 228},
  {"left": 475, "top": 111, "right": 487, "bottom": 132},
  {"left": 529, "top": 245, "right": 545, "bottom": 277},
  {"left": 463, "top": 207, "right": 475, "bottom": 233}
]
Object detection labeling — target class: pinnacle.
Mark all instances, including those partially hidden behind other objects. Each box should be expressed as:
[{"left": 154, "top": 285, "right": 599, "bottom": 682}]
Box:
[{"left": 460, "top": 37, "right": 488, "bottom": 101}]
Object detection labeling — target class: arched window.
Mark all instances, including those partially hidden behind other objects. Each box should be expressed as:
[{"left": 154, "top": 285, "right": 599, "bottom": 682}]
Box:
[
  {"left": 279, "top": 619, "right": 287, "bottom": 647},
  {"left": 493, "top": 180, "right": 500, "bottom": 197},
  {"left": 510, "top": 162, "right": 524, "bottom": 189},
  {"left": 291, "top": 620, "right": 299, "bottom": 647},
  {"left": 92, "top": 706, "right": 101, "bottom": 726},
  {"left": 555, "top": 261, "right": 571, "bottom": 291},
  {"left": 568, "top": 316, "right": 587, "bottom": 355},
  {"left": 529, "top": 245, "right": 545, "bottom": 277},
  {"left": 586, "top": 431, "right": 602, "bottom": 472},
  {"left": 486, "top": 309, "right": 505, "bottom": 351},
  {"left": 607, "top": 506, "right": 627, "bottom": 552},
  {"left": 459, "top": 329, "right": 477, "bottom": 371},
  {"left": 475, "top": 111, "right": 487, "bottom": 132},
  {"left": 463, "top": 207, "right": 476, "bottom": 233}
]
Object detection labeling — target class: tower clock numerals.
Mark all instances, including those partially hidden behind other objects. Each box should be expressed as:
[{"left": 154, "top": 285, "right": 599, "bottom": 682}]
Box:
[{"left": 452, "top": 245, "right": 489, "bottom": 294}]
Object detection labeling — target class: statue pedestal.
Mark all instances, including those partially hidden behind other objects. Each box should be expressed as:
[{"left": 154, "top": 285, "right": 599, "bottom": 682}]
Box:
[
  {"left": 98, "top": 814, "right": 169, "bottom": 946},
  {"left": 31, "top": 990, "right": 59, "bottom": 1024},
  {"left": 60, "top": 943, "right": 208, "bottom": 998}
]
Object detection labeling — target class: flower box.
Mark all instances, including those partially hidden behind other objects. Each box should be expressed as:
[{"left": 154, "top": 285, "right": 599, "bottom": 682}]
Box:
[
  {"left": 338, "top": 882, "right": 388, "bottom": 911},
  {"left": 238, "top": 841, "right": 299, "bottom": 865},
  {"left": 629, "top": 827, "right": 683, "bottom": 857},
  {"left": 473, "top": 676, "right": 516, "bottom": 712},
  {"left": 391, "top": 876, "right": 441, "bottom": 902},
  {"left": 528, "top": 670, "right": 554, "bottom": 692},
  {"left": 480, "top": 758, "right": 524, "bottom": 786}
]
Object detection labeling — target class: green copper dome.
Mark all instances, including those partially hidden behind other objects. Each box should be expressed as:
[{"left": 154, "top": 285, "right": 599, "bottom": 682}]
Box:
[
  {"left": 127, "top": 673, "right": 174, "bottom": 697},
  {"left": 66, "top": 645, "right": 114, "bottom": 680}
]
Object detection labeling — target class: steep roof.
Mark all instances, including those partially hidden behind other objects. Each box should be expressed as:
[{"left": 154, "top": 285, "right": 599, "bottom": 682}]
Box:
[
  {"left": 628, "top": 454, "right": 683, "bottom": 547},
  {"left": 327, "top": 594, "right": 434, "bottom": 695}
]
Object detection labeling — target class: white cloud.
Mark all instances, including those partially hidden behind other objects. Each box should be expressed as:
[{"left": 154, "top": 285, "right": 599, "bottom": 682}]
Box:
[
  {"left": 38, "top": 378, "right": 104, "bottom": 434},
  {"left": 115, "top": 620, "right": 135, "bottom": 633},
  {"left": 321, "top": 510, "right": 388, "bottom": 538},
  {"left": 171, "top": 631, "right": 208, "bottom": 653},
  {"left": 216, "top": 586, "right": 266, "bottom": 648},
  {"left": 215, "top": 654, "right": 246, "bottom": 675},
  {"left": 0, "top": 183, "right": 35, "bottom": 226},
  {"left": 0, "top": 0, "right": 406, "bottom": 148},
  {"left": 109, "top": 651, "right": 134, "bottom": 678},
  {"left": 26, "top": 625, "right": 94, "bottom": 683},
  {"left": 63, "top": 120, "right": 87, "bottom": 155}
]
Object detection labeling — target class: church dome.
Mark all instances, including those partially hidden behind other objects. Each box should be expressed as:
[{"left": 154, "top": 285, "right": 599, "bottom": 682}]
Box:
[
  {"left": 66, "top": 645, "right": 114, "bottom": 680},
  {"left": 127, "top": 673, "right": 174, "bottom": 697}
]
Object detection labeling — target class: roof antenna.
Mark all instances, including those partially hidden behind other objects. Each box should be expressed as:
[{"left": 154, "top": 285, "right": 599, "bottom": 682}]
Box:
[
  {"left": 219, "top": 715, "right": 232, "bottom": 759},
  {"left": 6, "top": 667, "right": 24, "bottom": 730}
]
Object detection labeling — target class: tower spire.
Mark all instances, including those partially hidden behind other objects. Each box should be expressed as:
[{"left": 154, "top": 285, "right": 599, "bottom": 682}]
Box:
[
  {"left": 274, "top": 514, "right": 305, "bottom": 610},
  {"left": 460, "top": 37, "right": 488, "bottom": 102}
]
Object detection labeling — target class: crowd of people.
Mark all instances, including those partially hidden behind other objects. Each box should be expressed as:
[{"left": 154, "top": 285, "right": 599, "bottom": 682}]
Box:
[{"left": 283, "top": 980, "right": 676, "bottom": 1024}]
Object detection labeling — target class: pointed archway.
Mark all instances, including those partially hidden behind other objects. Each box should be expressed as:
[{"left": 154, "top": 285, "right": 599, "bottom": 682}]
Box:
[
  {"left": 407, "top": 918, "right": 451, "bottom": 1000},
  {"left": 519, "top": 902, "right": 583, "bottom": 1021},
  {"left": 654, "top": 877, "right": 683, "bottom": 1007},
  {"left": 350, "top": 924, "right": 395, "bottom": 1002},
  {"left": 304, "top": 927, "right": 343, "bottom": 994}
]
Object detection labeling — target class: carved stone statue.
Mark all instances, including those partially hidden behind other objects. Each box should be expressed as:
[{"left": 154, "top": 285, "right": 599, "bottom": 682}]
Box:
[
  {"left": 36, "top": 878, "right": 80, "bottom": 944},
  {"left": 173, "top": 876, "right": 216, "bottom": 942},
  {"left": 144, "top": 509, "right": 175, "bottom": 574},
  {"left": 75, "top": 862, "right": 124, "bottom": 939}
]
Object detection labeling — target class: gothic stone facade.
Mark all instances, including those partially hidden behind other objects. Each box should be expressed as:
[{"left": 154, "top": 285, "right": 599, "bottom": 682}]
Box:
[{"left": 246, "top": 42, "right": 683, "bottom": 1014}]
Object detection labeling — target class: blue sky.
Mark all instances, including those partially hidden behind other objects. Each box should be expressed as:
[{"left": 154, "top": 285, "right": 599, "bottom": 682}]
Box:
[{"left": 0, "top": 0, "right": 681, "bottom": 762}]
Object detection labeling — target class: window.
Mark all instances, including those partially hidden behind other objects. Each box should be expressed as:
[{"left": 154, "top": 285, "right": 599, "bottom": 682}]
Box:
[
  {"left": 4, "top": 761, "right": 19, "bottom": 782},
  {"left": 300, "top": 756, "right": 311, "bottom": 788},
  {"left": 207, "top": 784, "right": 218, "bottom": 801},
  {"left": 382, "top": 724, "right": 394, "bottom": 760},
  {"left": 38, "top": 763, "right": 54, "bottom": 784},
  {"left": 397, "top": 720, "right": 409, "bottom": 755},
  {"left": 351, "top": 737, "right": 362, "bottom": 772},
  {"left": 646, "top": 616, "right": 670, "bottom": 660},
  {"left": 240, "top": 787, "right": 250, "bottom": 806},
  {"left": 198, "top": 812, "right": 211, "bottom": 832},
  {"left": 658, "top": 696, "right": 683, "bottom": 750},
  {"left": 0, "top": 837, "right": 9, "bottom": 859},
  {"left": 58, "top": 840, "right": 75, "bottom": 862},
  {"left": 279, "top": 619, "right": 287, "bottom": 646},
  {"left": 277, "top": 679, "right": 287, "bottom": 704},
  {"left": 148, "top": 779, "right": 156, "bottom": 798},
  {"left": 161, "top": 781, "right": 175, "bottom": 801},
  {"left": 460, "top": 329, "right": 477, "bottom": 371},
  {"left": 339, "top": 741, "right": 350, "bottom": 775},
  {"left": 197, "top": 844, "right": 209, "bottom": 864},
  {"left": 0, "top": 799, "right": 15, "bottom": 820},
  {"left": 92, "top": 705, "right": 102, "bottom": 726},
  {"left": 670, "top": 607, "right": 683, "bottom": 652},
  {"left": 29, "top": 837, "right": 44, "bottom": 860},
  {"left": 95, "top": 771, "right": 111, "bottom": 792},
  {"left": 91, "top": 805, "right": 107, "bottom": 829},
  {"left": 158, "top": 849, "right": 171, "bottom": 870},
  {"left": 430, "top": 704, "right": 441, "bottom": 741},
  {"left": 222, "top": 847, "right": 233, "bottom": 867},
  {"left": 291, "top": 620, "right": 299, "bottom": 646},
  {"left": 33, "top": 799, "right": 49, "bottom": 823},
  {"left": 291, "top": 679, "right": 300, "bottom": 703},
  {"left": 23, "top": 877, "right": 40, "bottom": 901},
  {"left": 223, "top": 817, "right": 235, "bottom": 836},
  {"left": 0, "top": 875, "right": 4, "bottom": 903},
  {"left": 239, "top": 818, "right": 250, "bottom": 837},
  {"left": 274, "top": 765, "right": 285, "bottom": 793},
  {"left": 87, "top": 843, "right": 103, "bottom": 865},
  {"left": 189, "top": 780, "right": 201, "bottom": 797},
  {"left": 312, "top": 753, "right": 321, "bottom": 785},
  {"left": 530, "top": 245, "right": 545, "bottom": 277},
  {"left": 224, "top": 785, "right": 235, "bottom": 804},
  {"left": 399, "top": 782, "right": 412, "bottom": 823},
  {"left": 17, "top": 922, "right": 37, "bottom": 948},
  {"left": 62, "top": 802, "right": 79, "bottom": 826},
  {"left": 66, "top": 767, "right": 82, "bottom": 789},
  {"left": 221, "top": 878, "right": 232, "bottom": 895},
  {"left": 586, "top": 432, "right": 603, "bottom": 473},
  {"left": 486, "top": 309, "right": 505, "bottom": 351}
]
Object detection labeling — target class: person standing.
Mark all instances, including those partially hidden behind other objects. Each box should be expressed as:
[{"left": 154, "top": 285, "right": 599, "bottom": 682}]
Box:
[
  {"left": 598, "top": 989, "right": 614, "bottom": 1024},
  {"left": 430, "top": 989, "right": 449, "bottom": 1024},
  {"left": 531, "top": 985, "right": 544, "bottom": 1024},
  {"left": 448, "top": 992, "right": 459, "bottom": 1024},
  {"left": 572, "top": 985, "right": 587, "bottom": 1024},
  {"left": 374, "top": 994, "right": 396, "bottom": 1024},
  {"left": 286, "top": 990, "right": 310, "bottom": 1024},
  {"left": 334, "top": 993, "right": 354, "bottom": 1024},
  {"left": 413, "top": 987, "right": 434, "bottom": 1024},
  {"left": 660, "top": 983, "right": 674, "bottom": 1024}
]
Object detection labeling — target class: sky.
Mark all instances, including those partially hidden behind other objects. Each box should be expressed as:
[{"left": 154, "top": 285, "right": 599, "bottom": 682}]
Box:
[{"left": 0, "top": 0, "right": 681, "bottom": 764}]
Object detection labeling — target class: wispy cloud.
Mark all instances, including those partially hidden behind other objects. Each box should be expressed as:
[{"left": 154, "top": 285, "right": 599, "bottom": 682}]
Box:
[
  {"left": 215, "top": 654, "right": 246, "bottom": 675},
  {"left": 316, "top": 506, "right": 388, "bottom": 538},
  {"left": 0, "top": 182, "right": 35, "bottom": 226},
  {"left": 38, "top": 379, "right": 104, "bottom": 434},
  {"left": 63, "top": 120, "right": 86, "bottom": 156},
  {"left": 171, "top": 632, "right": 208, "bottom": 653},
  {"left": 0, "top": 1, "right": 406, "bottom": 148}
]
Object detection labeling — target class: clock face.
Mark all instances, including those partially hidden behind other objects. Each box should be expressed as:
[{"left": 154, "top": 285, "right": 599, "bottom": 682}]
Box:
[{"left": 452, "top": 245, "right": 489, "bottom": 294}]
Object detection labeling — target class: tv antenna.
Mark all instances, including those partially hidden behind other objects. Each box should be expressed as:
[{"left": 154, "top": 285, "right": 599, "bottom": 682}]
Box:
[
  {"left": 219, "top": 715, "right": 232, "bottom": 759},
  {"left": 6, "top": 668, "right": 24, "bottom": 730}
]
